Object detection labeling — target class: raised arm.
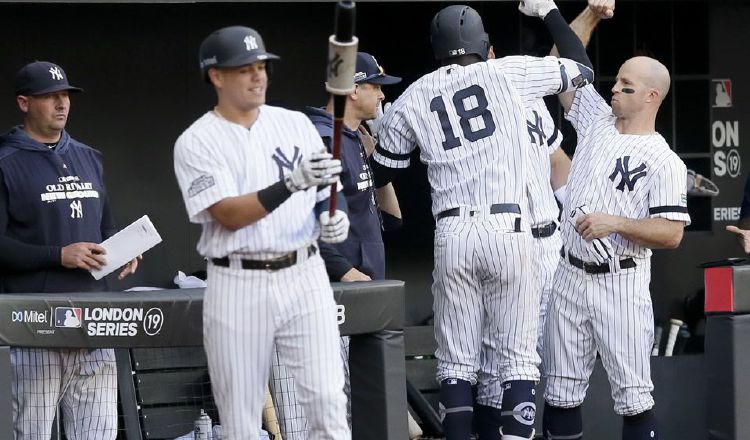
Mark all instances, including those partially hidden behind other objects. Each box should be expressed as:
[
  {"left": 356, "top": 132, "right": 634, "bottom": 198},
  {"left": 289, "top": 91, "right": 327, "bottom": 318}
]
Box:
[
  {"left": 550, "top": 0, "right": 614, "bottom": 57},
  {"left": 547, "top": 0, "right": 615, "bottom": 111}
]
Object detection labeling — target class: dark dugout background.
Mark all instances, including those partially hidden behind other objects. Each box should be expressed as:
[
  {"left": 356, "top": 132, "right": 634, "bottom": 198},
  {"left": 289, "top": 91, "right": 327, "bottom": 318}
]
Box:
[{"left": 0, "top": 1, "right": 747, "bottom": 330}]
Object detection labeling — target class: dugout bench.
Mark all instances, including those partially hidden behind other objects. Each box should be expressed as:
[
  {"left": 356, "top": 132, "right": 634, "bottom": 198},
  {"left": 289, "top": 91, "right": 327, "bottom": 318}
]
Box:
[{"left": 0, "top": 281, "right": 408, "bottom": 440}]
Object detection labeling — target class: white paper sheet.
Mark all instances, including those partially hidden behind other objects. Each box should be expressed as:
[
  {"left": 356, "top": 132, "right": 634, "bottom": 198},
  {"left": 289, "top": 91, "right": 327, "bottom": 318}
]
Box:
[{"left": 90, "top": 215, "right": 163, "bottom": 280}]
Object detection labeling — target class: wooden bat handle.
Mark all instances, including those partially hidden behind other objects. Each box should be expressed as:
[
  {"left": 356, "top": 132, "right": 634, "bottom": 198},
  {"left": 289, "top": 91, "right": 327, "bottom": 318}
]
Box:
[
  {"left": 262, "top": 386, "right": 283, "bottom": 440},
  {"left": 327, "top": 1, "right": 357, "bottom": 217}
]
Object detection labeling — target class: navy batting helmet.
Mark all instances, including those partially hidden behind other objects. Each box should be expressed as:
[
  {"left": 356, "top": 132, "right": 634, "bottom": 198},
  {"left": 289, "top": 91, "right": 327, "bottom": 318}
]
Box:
[
  {"left": 430, "top": 5, "right": 490, "bottom": 62},
  {"left": 199, "top": 26, "right": 280, "bottom": 82}
]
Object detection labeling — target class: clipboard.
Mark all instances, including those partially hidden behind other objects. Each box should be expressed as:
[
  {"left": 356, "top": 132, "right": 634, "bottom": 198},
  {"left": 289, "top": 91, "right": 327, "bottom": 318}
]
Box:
[{"left": 90, "top": 215, "right": 163, "bottom": 280}]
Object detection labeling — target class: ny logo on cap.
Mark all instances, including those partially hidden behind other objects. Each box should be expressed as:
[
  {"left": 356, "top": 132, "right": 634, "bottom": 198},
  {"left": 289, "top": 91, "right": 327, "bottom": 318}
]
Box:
[
  {"left": 49, "top": 67, "right": 63, "bottom": 81},
  {"left": 244, "top": 35, "right": 258, "bottom": 51}
]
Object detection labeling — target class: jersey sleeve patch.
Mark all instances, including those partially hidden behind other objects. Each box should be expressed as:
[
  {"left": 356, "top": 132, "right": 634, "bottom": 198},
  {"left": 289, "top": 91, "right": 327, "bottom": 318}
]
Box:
[{"left": 188, "top": 174, "right": 216, "bottom": 198}]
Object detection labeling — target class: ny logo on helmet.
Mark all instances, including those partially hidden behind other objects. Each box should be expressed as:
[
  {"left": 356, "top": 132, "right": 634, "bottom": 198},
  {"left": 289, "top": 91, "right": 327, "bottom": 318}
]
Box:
[
  {"left": 49, "top": 67, "right": 63, "bottom": 81},
  {"left": 609, "top": 156, "right": 647, "bottom": 191},
  {"left": 244, "top": 35, "right": 258, "bottom": 51}
]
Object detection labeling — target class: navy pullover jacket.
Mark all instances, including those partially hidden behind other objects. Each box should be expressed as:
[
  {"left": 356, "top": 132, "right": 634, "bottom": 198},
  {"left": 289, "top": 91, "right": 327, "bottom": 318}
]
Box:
[
  {"left": 306, "top": 107, "right": 385, "bottom": 281},
  {"left": 0, "top": 127, "right": 115, "bottom": 293}
]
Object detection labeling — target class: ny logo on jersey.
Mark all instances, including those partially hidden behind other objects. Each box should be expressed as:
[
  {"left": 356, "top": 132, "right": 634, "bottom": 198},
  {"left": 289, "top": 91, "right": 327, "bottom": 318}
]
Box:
[
  {"left": 70, "top": 200, "right": 83, "bottom": 218},
  {"left": 526, "top": 110, "right": 545, "bottom": 145},
  {"left": 272, "top": 146, "right": 303, "bottom": 180},
  {"left": 609, "top": 156, "right": 647, "bottom": 191}
]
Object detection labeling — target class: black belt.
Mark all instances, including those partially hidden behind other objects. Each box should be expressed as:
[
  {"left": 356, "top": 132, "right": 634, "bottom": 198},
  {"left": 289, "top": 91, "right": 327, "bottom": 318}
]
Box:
[
  {"left": 211, "top": 245, "right": 317, "bottom": 271},
  {"left": 531, "top": 221, "right": 557, "bottom": 238},
  {"left": 437, "top": 203, "right": 521, "bottom": 220},
  {"left": 560, "top": 248, "right": 636, "bottom": 274},
  {"left": 436, "top": 203, "right": 521, "bottom": 232}
]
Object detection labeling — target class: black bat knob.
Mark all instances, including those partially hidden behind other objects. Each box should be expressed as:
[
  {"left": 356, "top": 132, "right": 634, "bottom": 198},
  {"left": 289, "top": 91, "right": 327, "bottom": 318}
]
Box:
[{"left": 334, "top": 1, "right": 356, "bottom": 42}]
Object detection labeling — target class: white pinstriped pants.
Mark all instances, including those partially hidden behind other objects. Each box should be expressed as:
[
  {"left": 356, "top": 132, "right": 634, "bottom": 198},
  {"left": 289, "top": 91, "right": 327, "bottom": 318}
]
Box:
[
  {"left": 532, "top": 231, "right": 563, "bottom": 361},
  {"left": 432, "top": 212, "right": 541, "bottom": 408},
  {"left": 204, "top": 253, "right": 349, "bottom": 440},
  {"left": 543, "top": 258, "right": 655, "bottom": 415},
  {"left": 10, "top": 347, "right": 117, "bottom": 440}
]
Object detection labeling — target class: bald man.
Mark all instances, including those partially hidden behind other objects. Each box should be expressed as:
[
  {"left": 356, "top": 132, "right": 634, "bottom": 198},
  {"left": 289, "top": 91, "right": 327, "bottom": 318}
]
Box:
[{"left": 540, "top": 55, "right": 690, "bottom": 440}]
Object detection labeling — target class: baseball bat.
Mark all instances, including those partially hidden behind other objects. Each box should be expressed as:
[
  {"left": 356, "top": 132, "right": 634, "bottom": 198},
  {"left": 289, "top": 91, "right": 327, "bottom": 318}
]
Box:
[
  {"left": 664, "top": 318, "right": 683, "bottom": 357},
  {"left": 262, "top": 386, "right": 283, "bottom": 440},
  {"left": 651, "top": 324, "right": 663, "bottom": 356},
  {"left": 406, "top": 379, "right": 443, "bottom": 437},
  {"left": 326, "top": 1, "right": 358, "bottom": 216}
]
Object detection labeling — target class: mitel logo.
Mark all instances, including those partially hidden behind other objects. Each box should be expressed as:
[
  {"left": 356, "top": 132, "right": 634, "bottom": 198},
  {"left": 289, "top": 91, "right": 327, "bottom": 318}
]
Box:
[
  {"left": 55, "top": 307, "right": 82, "bottom": 328},
  {"left": 11, "top": 310, "right": 48, "bottom": 324}
]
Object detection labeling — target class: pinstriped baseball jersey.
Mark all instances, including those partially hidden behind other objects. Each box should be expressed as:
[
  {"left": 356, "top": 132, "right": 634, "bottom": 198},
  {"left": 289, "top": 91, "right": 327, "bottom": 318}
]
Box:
[
  {"left": 525, "top": 99, "right": 563, "bottom": 227},
  {"left": 174, "top": 103, "right": 350, "bottom": 440},
  {"left": 562, "top": 85, "right": 691, "bottom": 261},
  {"left": 543, "top": 84, "right": 690, "bottom": 417},
  {"left": 372, "top": 56, "right": 592, "bottom": 414},
  {"left": 524, "top": 100, "right": 564, "bottom": 363},
  {"left": 373, "top": 56, "right": 569, "bottom": 218},
  {"left": 174, "top": 107, "right": 330, "bottom": 258}
]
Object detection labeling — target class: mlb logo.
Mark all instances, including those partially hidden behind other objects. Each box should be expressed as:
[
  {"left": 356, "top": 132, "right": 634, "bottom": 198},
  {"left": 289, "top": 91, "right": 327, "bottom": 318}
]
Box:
[
  {"left": 712, "top": 79, "right": 732, "bottom": 108},
  {"left": 54, "top": 307, "right": 82, "bottom": 328}
]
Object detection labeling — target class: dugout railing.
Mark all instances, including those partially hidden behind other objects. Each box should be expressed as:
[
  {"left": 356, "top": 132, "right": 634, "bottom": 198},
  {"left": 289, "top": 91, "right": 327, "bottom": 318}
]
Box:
[{"left": 0, "top": 281, "right": 409, "bottom": 440}]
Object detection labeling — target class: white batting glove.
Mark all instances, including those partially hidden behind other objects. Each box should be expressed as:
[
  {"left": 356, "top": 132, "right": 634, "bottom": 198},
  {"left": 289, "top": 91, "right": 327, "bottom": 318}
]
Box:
[
  {"left": 365, "top": 102, "right": 391, "bottom": 141},
  {"left": 588, "top": 0, "right": 615, "bottom": 19},
  {"left": 518, "top": 0, "right": 558, "bottom": 19},
  {"left": 284, "top": 151, "right": 342, "bottom": 192},
  {"left": 319, "top": 210, "right": 350, "bottom": 243}
]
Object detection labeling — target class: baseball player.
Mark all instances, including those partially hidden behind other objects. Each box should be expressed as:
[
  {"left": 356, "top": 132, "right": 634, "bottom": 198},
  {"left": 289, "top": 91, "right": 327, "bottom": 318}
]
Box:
[
  {"left": 529, "top": 0, "right": 616, "bottom": 357},
  {"left": 524, "top": 99, "right": 567, "bottom": 355},
  {"left": 536, "top": 34, "right": 690, "bottom": 440},
  {"left": 370, "top": 4, "right": 594, "bottom": 439},
  {"left": 0, "top": 61, "right": 139, "bottom": 439},
  {"left": 173, "top": 26, "right": 351, "bottom": 440},
  {"left": 267, "top": 52, "right": 408, "bottom": 440}
]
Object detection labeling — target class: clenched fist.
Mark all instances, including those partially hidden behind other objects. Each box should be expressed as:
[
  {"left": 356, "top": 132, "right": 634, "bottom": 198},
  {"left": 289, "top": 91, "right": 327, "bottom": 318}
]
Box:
[
  {"left": 519, "top": 0, "right": 558, "bottom": 19},
  {"left": 319, "top": 210, "right": 350, "bottom": 243}
]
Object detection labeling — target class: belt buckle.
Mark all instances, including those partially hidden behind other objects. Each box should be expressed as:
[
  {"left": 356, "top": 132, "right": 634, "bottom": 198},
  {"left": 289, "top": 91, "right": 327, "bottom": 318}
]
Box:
[
  {"left": 583, "top": 262, "right": 598, "bottom": 273},
  {"left": 469, "top": 209, "right": 478, "bottom": 217},
  {"left": 264, "top": 261, "right": 274, "bottom": 271}
]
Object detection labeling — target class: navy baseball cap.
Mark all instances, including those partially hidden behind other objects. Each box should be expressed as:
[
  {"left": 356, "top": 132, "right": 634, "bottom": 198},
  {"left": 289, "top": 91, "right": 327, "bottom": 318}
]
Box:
[
  {"left": 14, "top": 61, "right": 83, "bottom": 96},
  {"left": 354, "top": 52, "right": 401, "bottom": 85}
]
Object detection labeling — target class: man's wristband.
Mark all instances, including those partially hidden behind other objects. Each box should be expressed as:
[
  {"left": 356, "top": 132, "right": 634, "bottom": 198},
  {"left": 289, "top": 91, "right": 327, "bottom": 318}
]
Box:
[{"left": 258, "top": 180, "right": 293, "bottom": 213}]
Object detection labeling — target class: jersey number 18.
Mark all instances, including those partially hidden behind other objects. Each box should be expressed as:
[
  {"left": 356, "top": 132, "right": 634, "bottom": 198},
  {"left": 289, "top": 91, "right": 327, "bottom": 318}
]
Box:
[{"left": 429, "top": 85, "right": 496, "bottom": 150}]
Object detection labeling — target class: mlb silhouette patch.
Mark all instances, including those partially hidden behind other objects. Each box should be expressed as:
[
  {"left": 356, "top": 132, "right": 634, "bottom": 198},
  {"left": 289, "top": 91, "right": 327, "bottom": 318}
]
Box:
[{"left": 55, "top": 307, "right": 82, "bottom": 328}]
